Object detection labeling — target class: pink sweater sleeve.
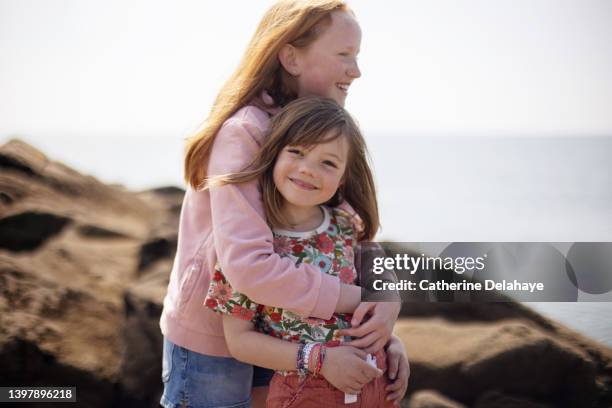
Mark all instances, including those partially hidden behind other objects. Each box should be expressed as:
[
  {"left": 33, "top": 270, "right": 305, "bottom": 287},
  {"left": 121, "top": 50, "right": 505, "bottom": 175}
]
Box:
[{"left": 207, "top": 115, "right": 341, "bottom": 319}]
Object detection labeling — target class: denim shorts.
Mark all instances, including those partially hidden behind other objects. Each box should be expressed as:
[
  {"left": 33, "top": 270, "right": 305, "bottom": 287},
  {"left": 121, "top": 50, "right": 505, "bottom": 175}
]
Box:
[{"left": 160, "top": 338, "right": 274, "bottom": 408}]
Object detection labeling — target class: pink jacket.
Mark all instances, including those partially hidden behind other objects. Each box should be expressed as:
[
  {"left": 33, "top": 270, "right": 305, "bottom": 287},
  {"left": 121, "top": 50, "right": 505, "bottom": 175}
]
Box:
[{"left": 160, "top": 101, "right": 342, "bottom": 357}]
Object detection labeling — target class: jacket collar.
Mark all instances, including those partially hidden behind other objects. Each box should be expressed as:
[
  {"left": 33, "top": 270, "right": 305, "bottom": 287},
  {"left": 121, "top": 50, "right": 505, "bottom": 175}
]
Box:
[{"left": 251, "top": 90, "right": 281, "bottom": 116}]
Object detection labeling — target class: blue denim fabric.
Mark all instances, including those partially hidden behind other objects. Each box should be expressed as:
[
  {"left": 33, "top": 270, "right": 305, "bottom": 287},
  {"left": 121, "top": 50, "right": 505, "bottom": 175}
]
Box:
[{"left": 160, "top": 338, "right": 273, "bottom": 408}]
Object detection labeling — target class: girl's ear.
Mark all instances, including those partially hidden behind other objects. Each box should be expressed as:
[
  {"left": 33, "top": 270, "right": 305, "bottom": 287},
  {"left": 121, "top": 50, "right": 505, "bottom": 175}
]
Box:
[{"left": 278, "top": 44, "right": 301, "bottom": 76}]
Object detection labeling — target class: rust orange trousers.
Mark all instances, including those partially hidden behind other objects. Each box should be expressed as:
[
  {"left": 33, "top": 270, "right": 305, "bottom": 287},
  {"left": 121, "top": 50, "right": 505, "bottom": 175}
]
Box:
[{"left": 266, "top": 350, "right": 396, "bottom": 408}]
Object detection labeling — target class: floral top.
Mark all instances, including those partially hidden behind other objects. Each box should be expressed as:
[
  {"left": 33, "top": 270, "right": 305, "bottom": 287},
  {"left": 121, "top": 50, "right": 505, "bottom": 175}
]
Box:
[{"left": 205, "top": 206, "right": 357, "bottom": 349}]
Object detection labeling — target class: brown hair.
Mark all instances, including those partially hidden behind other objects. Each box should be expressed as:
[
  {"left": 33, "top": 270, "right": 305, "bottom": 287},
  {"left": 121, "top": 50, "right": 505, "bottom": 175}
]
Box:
[
  {"left": 184, "top": 0, "right": 352, "bottom": 188},
  {"left": 207, "top": 97, "right": 379, "bottom": 241}
]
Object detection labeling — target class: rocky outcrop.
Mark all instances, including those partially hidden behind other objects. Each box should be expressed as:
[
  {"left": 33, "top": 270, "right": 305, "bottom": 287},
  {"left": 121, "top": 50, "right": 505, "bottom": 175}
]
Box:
[
  {"left": 1, "top": 139, "right": 611, "bottom": 407},
  {"left": 394, "top": 317, "right": 610, "bottom": 407},
  {"left": 407, "top": 390, "right": 467, "bottom": 408},
  {"left": 0, "top": 139, "right": 179, "bottom": 407}
]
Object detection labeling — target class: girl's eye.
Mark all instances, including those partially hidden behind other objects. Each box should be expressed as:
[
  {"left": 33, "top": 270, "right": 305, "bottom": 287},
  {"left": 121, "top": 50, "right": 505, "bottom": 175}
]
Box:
[
  {"left": 323, "top": 160, "right": 338, "bottom": 168},
  {"left": 287, "top": 148, "right": 302, "bottom": 156},
  {"left": 339, "top": 52, "right": 349, "bottom": 57}
]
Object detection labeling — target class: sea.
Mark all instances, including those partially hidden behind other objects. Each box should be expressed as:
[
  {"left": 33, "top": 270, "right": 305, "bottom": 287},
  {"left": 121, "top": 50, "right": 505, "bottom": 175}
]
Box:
[{"left": 4, "top": 133, "right": 612, "bottom": 347}]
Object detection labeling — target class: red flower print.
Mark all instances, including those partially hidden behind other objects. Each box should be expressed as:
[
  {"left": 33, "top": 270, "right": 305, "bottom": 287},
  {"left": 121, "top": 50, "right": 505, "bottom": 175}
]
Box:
[
  {"left": 304, "top": 317, "right": 324, "bottom": 326},
  {"left": 345, "top": 238, "right": 352, "bottom": 246},
  {"left": 213, "top": 271, "right": 223, "bottom": 282},
  {"left": 324, "top": 317, "right": 336, "bottom": 325},
  {"left": 273, "top": 236, "right": 292, "bottom": 256},
  {"left": 292, "top": 244, "right": 304, "bottom": 254},
  {"left": 204, "top": 298, "right": 217, "bottom": 309},
  {"left": 339, "top": 267, "right": 355, "bottom": 284},
  {"left": 325, "top": 340, "right": 341, "bottom": 347},
  {"left": 316, "top": 235, "right": 334, "bottom": 253},
  {"left": 270, "top": 312, "right": 282, "bottom": 323},
  {"left": 209, "top": 281, "right": 233, "bottom": 305},
  {"left": 231, "top": 305, "right": 255, "bottom": 321}
]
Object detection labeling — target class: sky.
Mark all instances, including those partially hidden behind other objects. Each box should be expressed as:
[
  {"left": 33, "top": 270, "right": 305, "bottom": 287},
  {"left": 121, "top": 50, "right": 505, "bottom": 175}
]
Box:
[{"left": 1, "top": 0, "right": 612, "bottom": 143}]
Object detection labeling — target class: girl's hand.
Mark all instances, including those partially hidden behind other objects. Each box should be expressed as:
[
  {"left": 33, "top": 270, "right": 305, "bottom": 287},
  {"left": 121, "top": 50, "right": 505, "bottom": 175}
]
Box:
[
  {"left": 337, "top": 302, "right": 401, "bottom": 354},
  {"left": 384, "top": 335, "right": 410, "bottom": 405},
  {"left": 320, "top": 346, "right": 383, "bottom": 395}
]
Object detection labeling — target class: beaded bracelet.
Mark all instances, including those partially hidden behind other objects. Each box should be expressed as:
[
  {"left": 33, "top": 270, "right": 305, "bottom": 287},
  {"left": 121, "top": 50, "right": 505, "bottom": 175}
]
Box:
[
  {"left": 309, "top": 343, "right": 320, "bottom": 375},
  {"left": 297, "top": 342, "right": 328, "bottom": 377},
  {"left": 298, "top": 343, "right": 315, "bottom": 376},
  {"left": 305, "top": 343, "right": 326, "bottom": 377},
  {"left": 315, "top": 345, "right": 326, "bottom": 377},
  {"left": 303, "top": 343, "right": 314, "bottom": 371},
  {"left": 296, "top": 343, "right": 306, "bottom": 375}
]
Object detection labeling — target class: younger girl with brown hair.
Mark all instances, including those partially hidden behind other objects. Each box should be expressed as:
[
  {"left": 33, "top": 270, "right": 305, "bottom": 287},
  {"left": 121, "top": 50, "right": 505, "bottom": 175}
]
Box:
[{"left": 205, "top": 96, "right": 396, "bottom": 407}]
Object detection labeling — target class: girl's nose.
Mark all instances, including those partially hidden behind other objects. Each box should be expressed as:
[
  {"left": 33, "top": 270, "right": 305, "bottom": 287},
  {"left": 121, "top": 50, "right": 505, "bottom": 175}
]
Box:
[
  {"left": 348, "top": 60, "right": 361, "bottom": 79},
  {"left": 298, "top": 162, "right": 315, "bottom": 177}
]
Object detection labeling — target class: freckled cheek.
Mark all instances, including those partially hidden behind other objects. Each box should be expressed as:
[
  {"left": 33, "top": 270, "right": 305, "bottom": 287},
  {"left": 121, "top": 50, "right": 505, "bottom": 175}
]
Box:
[
  {"left": 304, "top": 64, "right": 336, "bottom": 90},
  {"left": 303, "top": 80, "right": 328, "bottom": 96}
]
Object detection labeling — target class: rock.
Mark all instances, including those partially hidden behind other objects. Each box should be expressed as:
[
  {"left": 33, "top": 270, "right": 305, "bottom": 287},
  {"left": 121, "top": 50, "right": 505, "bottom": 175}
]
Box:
[
  {"left": 0, "top": 211, "right": 72, "bottom": 251},
  {"left": 473, "top": 390, "right": 552, "bottom": 408},
  {"left": 407, "top": 389, "right": 466, "bottom": 408},
  {"left": 138, "top": 236, "right": 177, "bottom": 273},
  {"left": 461, "top": 324, "right": 597, "bottom": 406},
  {"left": 394, "top": 316, "right": 609, "bottom": 407},
  {"left": 0, "top": 336, "right": 117, "bottom": 408},
  {"left": 116, "top": 261, "right": 171, "bottom": 408},
  {"left": 0, "top": 263, "right": 121, "bottom": 407},
  {"left": 146, "top": 185, "right": 185, "bottom": 198},
  {"left": 76, "top": 224, "right": 129, "bottom": 239},
  {"left": 0, "top": 139, "right": 176, "bottom": 407},
  {"left": 0, "top": 140, "right": 44, "bottom": 176}
]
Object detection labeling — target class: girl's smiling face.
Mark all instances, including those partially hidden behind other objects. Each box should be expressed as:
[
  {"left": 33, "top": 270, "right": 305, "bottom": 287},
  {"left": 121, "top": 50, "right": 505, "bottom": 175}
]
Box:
[
  {"left": 292, "top": 11, "right": 362, "bottom": 106},
  {"left": 273, "top": 134, "right": 349, "bottom": 210}
]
